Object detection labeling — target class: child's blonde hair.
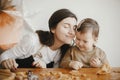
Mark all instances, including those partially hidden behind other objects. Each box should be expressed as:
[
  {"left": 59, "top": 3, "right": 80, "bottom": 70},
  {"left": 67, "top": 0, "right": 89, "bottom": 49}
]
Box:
[{"left": 77, "top": 18, "right": 99, "bottom": 38}]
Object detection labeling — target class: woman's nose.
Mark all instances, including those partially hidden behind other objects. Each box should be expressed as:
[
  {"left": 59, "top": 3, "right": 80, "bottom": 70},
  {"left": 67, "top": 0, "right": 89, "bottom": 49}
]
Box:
[{"left": 69, "top": 28, "right": 75, "bottom": 35}]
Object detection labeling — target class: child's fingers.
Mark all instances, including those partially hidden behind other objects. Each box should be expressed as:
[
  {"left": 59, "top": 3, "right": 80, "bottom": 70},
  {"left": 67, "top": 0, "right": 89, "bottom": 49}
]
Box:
[
  {"left": 78, "top": 62, "right": 83, "bottom": 68},
  {"left": 90, "top": 59, "right": 97, "bottom": 66},
  {"left": 90, "top": 58, "right": 101, "bottom": 67},
  {"left": 69, "top": 61, "right": 82, "bottom": 70},
  {"left": 73, "top": 64, "right": 79, "bottom": 70},
  {"left": 91, "top": 58, "right": 98, "bottom": 64},
  {"left": 74, "top": 62, "right": 81, "bottom": 70}
]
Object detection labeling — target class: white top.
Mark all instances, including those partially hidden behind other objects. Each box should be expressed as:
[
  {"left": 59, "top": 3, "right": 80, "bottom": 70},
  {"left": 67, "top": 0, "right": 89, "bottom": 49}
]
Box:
[{"left": 0, "top": 33, "right": 61, "bottom": 67}]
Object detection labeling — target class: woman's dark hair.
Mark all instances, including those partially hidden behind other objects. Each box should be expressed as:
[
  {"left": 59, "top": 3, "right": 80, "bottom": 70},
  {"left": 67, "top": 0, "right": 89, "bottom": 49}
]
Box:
[
  {"left": 37, "top": 9, "right": 77, "bottom": 46},
  {"left": 49, "top": 9, "right": 77, "bottom": 31},
  {"left": 36, "top": 30, "right": 54, "bottom": 46}
]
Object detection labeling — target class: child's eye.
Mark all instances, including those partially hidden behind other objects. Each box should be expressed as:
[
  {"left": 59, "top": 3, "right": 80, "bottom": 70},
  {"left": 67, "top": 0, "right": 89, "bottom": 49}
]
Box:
[
  {"left": 76, "top": 38, "right": 80, "bottom": 41},
  {"left": 84, "top": 41, "right": 88, "bottom": 43}
]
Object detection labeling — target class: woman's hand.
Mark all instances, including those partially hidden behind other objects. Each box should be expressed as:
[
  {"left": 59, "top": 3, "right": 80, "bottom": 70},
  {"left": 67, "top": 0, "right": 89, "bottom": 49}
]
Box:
[
  {"left": 32, "top": 59, "right": 46, "bottom": 68},
  {"left": 69, "top": 61, "right": 83, "bottom": 70},
  {"left": 1, "top": 59, "right": 18, "bottom": 70},
  {"left": 90, "top": 57, "right": 102, "bottom": 67}
]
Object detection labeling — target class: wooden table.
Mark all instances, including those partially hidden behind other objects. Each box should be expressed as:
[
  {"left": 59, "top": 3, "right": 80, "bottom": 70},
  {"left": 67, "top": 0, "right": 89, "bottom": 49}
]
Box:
[{"left": 0, "top": 67, "right": 120, "bottom": 80}]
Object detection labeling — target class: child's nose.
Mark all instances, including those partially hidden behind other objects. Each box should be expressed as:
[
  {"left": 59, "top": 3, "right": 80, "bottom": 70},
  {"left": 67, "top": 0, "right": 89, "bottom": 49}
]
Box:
[{"left": 79, "top": 41, "right": 83, "bottom": 46}]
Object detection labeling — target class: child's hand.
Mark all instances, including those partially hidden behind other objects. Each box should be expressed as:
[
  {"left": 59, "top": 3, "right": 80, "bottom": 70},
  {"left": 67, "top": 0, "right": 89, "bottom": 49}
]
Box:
[
  {"left": 69, "top": 61, "right": 83, "bottom": 70},
  {"left": 90, "top": 57, "right": 102, "bottom": 67},
  {"left": 32, "top": 59, "right": 46, "bottom": 68}
]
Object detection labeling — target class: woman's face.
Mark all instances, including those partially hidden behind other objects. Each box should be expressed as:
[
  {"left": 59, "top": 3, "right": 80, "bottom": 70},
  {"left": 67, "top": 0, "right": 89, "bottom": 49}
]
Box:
[{"left": 51, "top": 17, "right": 77, "bottom": 45}]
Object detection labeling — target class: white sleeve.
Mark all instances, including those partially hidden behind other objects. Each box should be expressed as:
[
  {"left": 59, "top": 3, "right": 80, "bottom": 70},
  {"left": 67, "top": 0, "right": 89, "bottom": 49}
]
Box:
[{"left": 0, "top": 33, "right": 38, "bottom": 63}]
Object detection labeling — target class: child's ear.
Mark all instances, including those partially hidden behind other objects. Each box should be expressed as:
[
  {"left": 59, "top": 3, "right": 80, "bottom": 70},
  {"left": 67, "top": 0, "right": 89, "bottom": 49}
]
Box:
[
  {"left": 94, "top": 37, "right": 98, "bottom": 44},
  {"left": 95, "top": 37, "right": 98, "bottom": 41}
]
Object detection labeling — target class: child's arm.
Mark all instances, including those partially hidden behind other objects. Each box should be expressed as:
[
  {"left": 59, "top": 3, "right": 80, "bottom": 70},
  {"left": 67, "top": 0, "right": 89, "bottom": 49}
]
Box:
[
  {"left": 69, "top": 61, "right": 83, "bottom": 70},
  {"left": 60, "top": 48, "right": 83, "bottom": 69},
  {"left": 101, "top": 52, "right": 109, "bottom": 65},
  {"left": 90, "top": 49, "right": 109, "bottom": 68}
]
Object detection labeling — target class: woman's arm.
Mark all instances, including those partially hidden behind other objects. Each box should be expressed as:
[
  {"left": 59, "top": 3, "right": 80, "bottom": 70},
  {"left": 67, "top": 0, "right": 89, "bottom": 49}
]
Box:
[{"left": 0, "top": 33, "right": 38, "bottom": 69}]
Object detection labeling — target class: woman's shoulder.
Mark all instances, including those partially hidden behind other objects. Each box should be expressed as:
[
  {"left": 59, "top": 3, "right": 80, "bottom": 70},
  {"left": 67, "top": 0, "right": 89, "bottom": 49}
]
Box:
[{"left": 19, "top": 32, "right": 39, "bottom": 46}]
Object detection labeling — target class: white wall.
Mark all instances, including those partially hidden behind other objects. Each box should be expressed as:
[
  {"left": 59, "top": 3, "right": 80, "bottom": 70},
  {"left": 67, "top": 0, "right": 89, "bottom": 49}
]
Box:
[{"left": 21, "top": 0, "right": 120, "bottom": 67}]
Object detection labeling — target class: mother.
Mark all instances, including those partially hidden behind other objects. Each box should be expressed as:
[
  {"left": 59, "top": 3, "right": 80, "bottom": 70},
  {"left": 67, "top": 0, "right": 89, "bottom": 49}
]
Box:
[{"left": 0, "top": 9, "right": 77, "bottom": 70}]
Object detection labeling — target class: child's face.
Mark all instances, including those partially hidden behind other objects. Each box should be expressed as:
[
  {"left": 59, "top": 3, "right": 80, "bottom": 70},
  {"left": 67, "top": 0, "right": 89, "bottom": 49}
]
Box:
[{"left": 75, "top": 30, "right": 96, "bottom": 52}]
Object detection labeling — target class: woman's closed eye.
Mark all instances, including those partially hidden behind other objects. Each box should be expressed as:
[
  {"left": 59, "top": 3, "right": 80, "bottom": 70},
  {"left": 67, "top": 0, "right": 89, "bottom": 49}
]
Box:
[{"left": 63, "top": 24, "right": 70, "bottom": 28}]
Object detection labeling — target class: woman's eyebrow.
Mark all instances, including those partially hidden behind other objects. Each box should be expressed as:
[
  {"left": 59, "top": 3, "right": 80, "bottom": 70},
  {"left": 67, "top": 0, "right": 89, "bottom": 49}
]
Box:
[{"left": 63, "top": 23, "right": 70, "bottom": 25}]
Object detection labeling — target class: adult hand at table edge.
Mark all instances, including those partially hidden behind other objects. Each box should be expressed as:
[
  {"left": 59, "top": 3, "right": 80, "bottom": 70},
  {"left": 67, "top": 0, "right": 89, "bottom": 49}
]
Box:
[
  {"left": 1, "top": 58, "right": 18, "bottom": 70},
  {"left": 32, "top": 59, "right": 46, "bottom": 68}
]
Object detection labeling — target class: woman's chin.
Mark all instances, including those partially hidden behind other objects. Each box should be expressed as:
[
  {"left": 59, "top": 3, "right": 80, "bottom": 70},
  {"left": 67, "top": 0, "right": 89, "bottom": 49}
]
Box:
[{"left": 66, "top": 40, "right": 73, "bottom": 45}]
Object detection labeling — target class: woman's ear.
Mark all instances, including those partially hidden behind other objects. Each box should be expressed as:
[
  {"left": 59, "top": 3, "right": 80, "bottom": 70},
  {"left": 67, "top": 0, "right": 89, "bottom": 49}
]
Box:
[{"left": 51, "top": 28, "right": 55, "bottom": 34}]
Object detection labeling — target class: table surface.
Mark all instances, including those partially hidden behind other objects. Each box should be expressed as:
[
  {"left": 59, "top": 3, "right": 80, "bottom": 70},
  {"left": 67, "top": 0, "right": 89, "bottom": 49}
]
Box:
[{"left": 0, "top": 67, "right": 120, "bottom": 80}]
